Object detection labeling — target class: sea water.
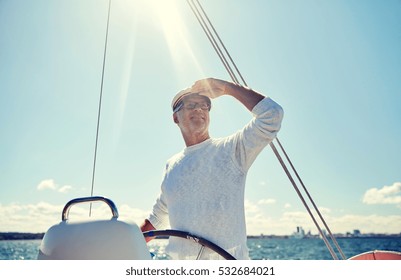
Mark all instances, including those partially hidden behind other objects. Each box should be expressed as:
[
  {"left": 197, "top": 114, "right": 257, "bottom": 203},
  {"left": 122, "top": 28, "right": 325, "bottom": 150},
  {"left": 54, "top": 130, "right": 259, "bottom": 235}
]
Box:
[{"left": 1, "top": 237, "right": 400, "bottom": 260}]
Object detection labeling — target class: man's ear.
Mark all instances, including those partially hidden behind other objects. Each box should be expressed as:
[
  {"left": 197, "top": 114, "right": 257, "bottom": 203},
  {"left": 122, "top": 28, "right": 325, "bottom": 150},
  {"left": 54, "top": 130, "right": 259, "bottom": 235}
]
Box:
[{"left": 173, "top": 113, "right": 179, "bottom": 124}]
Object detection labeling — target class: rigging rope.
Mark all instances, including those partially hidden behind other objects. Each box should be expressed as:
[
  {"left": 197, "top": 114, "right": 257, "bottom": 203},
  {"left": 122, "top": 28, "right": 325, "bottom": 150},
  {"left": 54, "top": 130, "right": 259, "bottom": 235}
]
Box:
[
  {"left": 188, "top": 1, "right": 239, "bottom": 84},
  {"left": 89, "top": 0, "right": 112, "bottom": 216},
  {"left": 187, "top": 0, "right": 346, "bottom": 260},
  {"left": 275, "top": 138, "right": 346, "bottom": 260}
]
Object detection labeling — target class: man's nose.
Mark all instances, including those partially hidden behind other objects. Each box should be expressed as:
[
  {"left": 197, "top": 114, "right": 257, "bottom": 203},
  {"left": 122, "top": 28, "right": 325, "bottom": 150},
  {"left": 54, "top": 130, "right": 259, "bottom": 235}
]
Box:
[{"left": 193, "top": 104, "right": 202, "bottom": 110}]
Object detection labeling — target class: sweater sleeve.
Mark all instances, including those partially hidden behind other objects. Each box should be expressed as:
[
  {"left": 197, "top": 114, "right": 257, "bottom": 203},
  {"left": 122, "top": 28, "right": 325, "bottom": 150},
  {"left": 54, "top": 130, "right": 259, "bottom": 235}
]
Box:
[
  {"left": 232, "top": 97, "right": 284, "bottom": 172},
  {"left": 147, "top": 168, "right": 170, "bottom": 229},
  {"left": 147, "top": 191, "right": 170, "bottom": 229}
]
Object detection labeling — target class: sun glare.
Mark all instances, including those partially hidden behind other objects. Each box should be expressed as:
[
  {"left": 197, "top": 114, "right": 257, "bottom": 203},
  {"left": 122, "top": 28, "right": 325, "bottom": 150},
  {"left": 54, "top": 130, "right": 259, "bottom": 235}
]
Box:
[
  {"left": 120, "top": 0, "right": 206, "bottom": 85},
  {"left": 152, "top": 0, "right": 189, "bottom": 54},
  {"left": 135, "top": 0, "right": 205, "bottom": 77}
]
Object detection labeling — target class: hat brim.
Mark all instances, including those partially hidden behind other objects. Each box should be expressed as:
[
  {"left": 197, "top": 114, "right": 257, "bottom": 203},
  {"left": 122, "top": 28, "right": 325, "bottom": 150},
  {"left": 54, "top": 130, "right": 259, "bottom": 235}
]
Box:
[
  {"left": 171, "top": 89, "right": 211, "bottom": 112},
  {"left": 171, "top": 87, "right": 192, "bottom": 111}
]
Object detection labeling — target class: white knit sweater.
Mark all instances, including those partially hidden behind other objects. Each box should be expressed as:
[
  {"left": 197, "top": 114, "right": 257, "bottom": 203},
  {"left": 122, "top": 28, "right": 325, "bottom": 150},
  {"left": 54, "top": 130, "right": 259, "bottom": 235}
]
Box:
[{"left": 148, "top": 97, "right": 283, "bottom": 259}]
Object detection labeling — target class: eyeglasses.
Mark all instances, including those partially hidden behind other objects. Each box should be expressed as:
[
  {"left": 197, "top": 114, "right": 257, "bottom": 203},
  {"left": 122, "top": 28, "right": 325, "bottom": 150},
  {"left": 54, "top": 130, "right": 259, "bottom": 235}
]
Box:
[
  {"left": 183, "top": 102, "right": 210, "bottom": 111},
  {"left": 174, "top": 102, "right": 211, "bottom": 112}
]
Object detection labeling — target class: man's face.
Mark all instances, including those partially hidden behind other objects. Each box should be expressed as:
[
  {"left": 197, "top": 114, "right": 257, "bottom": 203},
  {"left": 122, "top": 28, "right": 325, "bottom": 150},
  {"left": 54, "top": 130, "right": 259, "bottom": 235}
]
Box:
[{"left": 173, "top": 94, "right": 210, "bottom": 137}]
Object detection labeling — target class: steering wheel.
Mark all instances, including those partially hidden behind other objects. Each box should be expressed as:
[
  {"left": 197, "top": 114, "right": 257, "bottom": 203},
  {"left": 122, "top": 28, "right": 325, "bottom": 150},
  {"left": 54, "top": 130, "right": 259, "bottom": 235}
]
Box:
[{"left": 143, "top": 229, "right": 236, "bottom": 260}]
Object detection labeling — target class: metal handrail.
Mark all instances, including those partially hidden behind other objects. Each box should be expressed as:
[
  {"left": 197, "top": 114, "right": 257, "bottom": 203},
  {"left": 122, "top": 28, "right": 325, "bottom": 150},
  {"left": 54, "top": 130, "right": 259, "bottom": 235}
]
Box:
[{"left": 62, "top": 196, "right": 119, "bottom": 221}]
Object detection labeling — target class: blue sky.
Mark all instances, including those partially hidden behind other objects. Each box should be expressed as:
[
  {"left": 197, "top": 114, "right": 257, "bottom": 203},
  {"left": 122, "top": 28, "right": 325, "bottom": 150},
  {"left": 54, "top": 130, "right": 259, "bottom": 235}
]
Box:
[{"left": 1, "top": 0, "right": 400, "bottom": 236}]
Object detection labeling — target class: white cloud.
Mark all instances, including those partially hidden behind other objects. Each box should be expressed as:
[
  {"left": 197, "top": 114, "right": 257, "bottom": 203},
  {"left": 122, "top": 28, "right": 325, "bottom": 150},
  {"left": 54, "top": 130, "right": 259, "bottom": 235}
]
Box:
[
  {"left": 362, "top": 182, "right": 401, "bottom": 207},
  {"left": 1, "top": 200, "right": 400, "bottom": 237},
  {"left": 36, "top": 179, "right": 73, "bottom": 193},
  {"left": 0, "top": 202, "right": 63, "bottom": 233},
  {"left": 314, "top": 207, "right": 331, "bottom": 215},
  {"left": 244, "top": 199, "right": 260, "bottom": 213},
  {"left": 257, "top": 198, "right": 276, "bottom": 205},
  {"left": 329, "top": 214, "right": 401, "bottom": 234},
  {"left": 37, "top": 179, "right": 57, "bottom": 191},
  {"left": 58, "top": 185, "right": 72, "bottom": 193},
  {"left": 118, "top": 204, "right": 149, "bottom": 225},
  {"left": 0, "top": 202, "right": 148, "bottom": 233},
  {"left": 243, "top": 199, "right": 401, "bottom": 236}
]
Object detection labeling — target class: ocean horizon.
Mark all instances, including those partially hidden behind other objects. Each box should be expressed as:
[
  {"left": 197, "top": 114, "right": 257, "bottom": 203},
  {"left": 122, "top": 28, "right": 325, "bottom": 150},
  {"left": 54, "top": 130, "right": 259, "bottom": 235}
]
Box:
[
  {"left": 1, "top": 230, "right": 400, "bottom": 241},
  {"left": 1, "top": 236, "right": 400, "bottom": 260}
]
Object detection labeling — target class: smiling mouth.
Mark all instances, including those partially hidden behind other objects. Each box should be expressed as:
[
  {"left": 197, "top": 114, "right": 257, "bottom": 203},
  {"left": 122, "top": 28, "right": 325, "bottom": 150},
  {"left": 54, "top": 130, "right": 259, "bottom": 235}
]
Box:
[{"left": 190, "top": 114, "right": 205, "bottom": 120}]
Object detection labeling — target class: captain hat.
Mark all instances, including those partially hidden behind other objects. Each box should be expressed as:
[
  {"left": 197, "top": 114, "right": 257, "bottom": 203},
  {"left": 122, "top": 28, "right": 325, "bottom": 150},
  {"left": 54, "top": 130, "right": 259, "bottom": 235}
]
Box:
[{"left": 171, "top": 87, "right": 211, "bottom": 113}]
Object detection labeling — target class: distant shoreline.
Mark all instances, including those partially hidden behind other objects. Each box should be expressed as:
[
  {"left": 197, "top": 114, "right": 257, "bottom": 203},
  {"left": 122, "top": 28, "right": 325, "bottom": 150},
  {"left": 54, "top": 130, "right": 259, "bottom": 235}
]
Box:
[
  {"left": 1, "top": 232, "right": 400, "bottom": 241},
  {"left": 247, "top": 233, "right": 401, "bottom": 239},
  {"left": 0, "top": 232, "right": 45, "bottom": 240}
]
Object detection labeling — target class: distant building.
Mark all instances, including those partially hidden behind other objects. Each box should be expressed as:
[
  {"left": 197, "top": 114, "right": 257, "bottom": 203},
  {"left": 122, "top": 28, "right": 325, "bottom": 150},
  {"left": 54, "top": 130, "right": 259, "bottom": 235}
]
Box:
[{"left": 291, "top": 226, "right": 305, "bottom": 239}]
